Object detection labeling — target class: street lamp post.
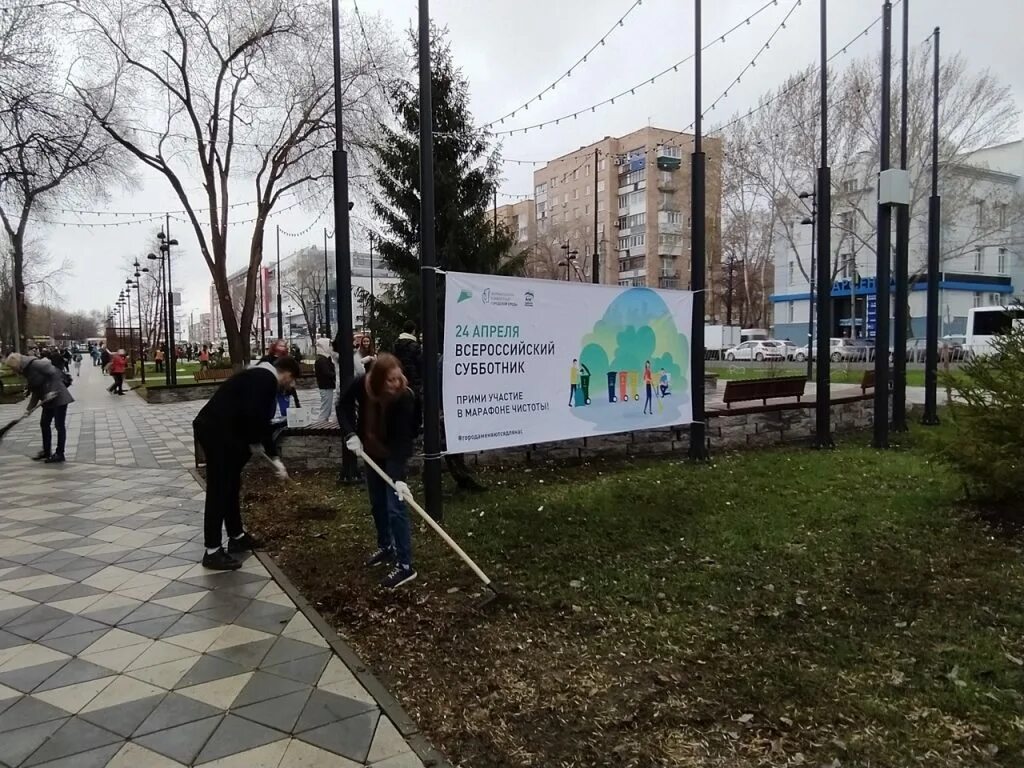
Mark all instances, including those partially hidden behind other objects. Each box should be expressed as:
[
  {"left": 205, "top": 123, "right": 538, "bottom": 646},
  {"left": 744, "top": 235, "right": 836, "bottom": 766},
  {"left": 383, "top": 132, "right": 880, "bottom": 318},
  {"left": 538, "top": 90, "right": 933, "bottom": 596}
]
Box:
[
  {"left": 158, "top": 224, "right": 179, "bottom": 385},
  {"left": 799, "top": 189, "right": 816, "bottom": 383},
  {"left": 922, "top": 27, "right": 942, "bottom": 426},
  {"left": 148, "top": 251, "right": 170, "bottom": 386},
  {"left": 123, "top": 284, "right": 135, "bottom": 376},
  {"left": 129, "top": 259, "right": 149, "bottom": 384},
  {"left": 559, "top": 241, "right": 579, "bottom": 280},
  {"left": 323, "top": 228, "right": 331, "bottom": 338},
  {"left": 368, "top": 232, "right": 376, "bottom": 337},
  {"left": 276, "top": 224, "right": 284, "bottom": 339}
]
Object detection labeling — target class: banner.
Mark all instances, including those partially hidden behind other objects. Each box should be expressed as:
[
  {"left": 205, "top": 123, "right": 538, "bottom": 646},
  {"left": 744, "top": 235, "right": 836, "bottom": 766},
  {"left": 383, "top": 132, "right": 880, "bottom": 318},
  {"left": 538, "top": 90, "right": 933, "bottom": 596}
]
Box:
[{"left": 443, "top": 272, "right": 694, "bottom": 452}]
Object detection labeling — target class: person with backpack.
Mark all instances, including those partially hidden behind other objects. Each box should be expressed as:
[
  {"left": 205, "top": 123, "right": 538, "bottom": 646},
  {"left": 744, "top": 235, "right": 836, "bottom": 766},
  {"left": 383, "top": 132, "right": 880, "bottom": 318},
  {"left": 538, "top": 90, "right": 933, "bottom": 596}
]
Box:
[
  {"left": 3, "top": 353, "right": 74, "bottom": 464},
  {"left": 338, "top": 352, "right": 419, "bottom": 590},
  {"left": 108, "top": 349, "right": 127, "bottom": 395}
]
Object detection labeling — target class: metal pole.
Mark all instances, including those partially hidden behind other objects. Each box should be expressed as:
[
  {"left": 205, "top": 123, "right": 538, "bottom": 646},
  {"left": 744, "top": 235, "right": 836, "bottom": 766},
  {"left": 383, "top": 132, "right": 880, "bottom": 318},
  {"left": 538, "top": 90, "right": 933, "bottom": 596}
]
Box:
[
  {"left": 688, "top": 0, "right": 707, "bottom": 461},
  {"left": 493, "top": 189, "right": 498, "bottom": 242},
  {"left": 369, "top": 232, "right": 375, "bottom": 337},
  {"left": 418, "top": 0, "right": 444, "bottom": 521},
  {"left": 276, "top": 224, "right": 284, "bottom": 339},
  {"left": 323, "top": 228, "right": 332, "bottom": 338},
  {"left": 892, "top": 0, "right": 910, "bottom": 432},
  {"left": 166, "top": 215, "right": 177, "bottom": 385},
  {"left": 135, "top": 281, "right": 145, "bottom": 384},
  {"left": 161, "top": 253, "right": 170, "bottom": 387},
  {"left": 922, "top": 26, "right": 941, "bottom": 425},
  {"left": 592, "top": 147, "right": 600, "bottom": 283},
  {"left": 126, "top": 289, "right": 135, "bottom": 376},
  {"left": 259, "top": 268, "right": 266, "bottom": 353},
  {"left": 814, "top": 0, "right": 833, "bottom": 448},
  {"left": 807, "top": 194, "right": 816, "bottom": 383},
  {"left": 873, "top": 1, "right": 893, "bottom": 449}
]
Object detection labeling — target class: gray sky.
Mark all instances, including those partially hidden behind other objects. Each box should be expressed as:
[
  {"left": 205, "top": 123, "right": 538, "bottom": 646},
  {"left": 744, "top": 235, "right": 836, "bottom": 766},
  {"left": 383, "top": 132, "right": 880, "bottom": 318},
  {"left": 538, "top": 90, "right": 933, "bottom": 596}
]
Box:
[{"left": 41, "top": 0, "right": 1023, "bottom": 326}]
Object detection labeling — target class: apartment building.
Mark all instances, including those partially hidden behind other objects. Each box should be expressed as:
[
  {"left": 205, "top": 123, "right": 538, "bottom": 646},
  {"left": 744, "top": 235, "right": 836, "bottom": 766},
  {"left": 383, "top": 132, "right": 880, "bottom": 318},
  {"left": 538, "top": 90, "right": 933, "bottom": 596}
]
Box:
[
  {"left": 529, "top": 126, "right": 723, "bottom": 288},
  {"left": 771, "top": 138, "right": 1024, "bottom": 341},
  {"left": 495, "top": 199, "right": 536, "bottom": 250}
]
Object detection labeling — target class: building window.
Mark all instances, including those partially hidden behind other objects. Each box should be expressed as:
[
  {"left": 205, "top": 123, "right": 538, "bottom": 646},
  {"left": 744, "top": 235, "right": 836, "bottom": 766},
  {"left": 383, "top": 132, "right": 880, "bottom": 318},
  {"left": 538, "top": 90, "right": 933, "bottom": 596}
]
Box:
[
  {"left": 664, "top": 210, "right": 685, "bottom": 225},
  {"left": 973, "top": 292, "right": 983, "bottom": 308},
  {"left": 535, "top": 182, "right": 546, "bottom": 198},
  {"left": 585, "top": 164, "right": 591, "bottom": 176},
  {"left": 788, "top": 302, "right": 795, "bottom": 322},
  {"left": 974, "top": 248, "right": 983, "bottom": 272},
  {"left": 573, "top": 169, "right": 579, "bottom": 181},
  {"left": 618, "top": 236, "right": 630, "bottom": 251},
  {"left": 598, "top": 199, "right": 606, "bottom": 212},
  {"left": 597, "top": 180, "right": 606, "bottom": 193},
  {"left": 550, "top": 177, "right": 557, "bottom": 189},
  {"left": 659, "top": 145, "right": 682, "bottom": 159},
  {"left": 584, "top": 204, "right": 590, "bottom": 215},
  {"left": 975, "top": 200, "right": 984, "bottom": 226},
  {"left": 574, "top": 208, "right": 581, "bottom": 220},
  {"left": 599, "top": 159, "right": 606, "bottom": 172},
  {"left": 838, "top": 211, "right": 854, "bottom": 232},
  {"left": 998, "top": 248, "right": 1008, "bottom": 274},
  {"left": 630, "top": 233, "right": 646, "bottom": 248},
  {"left": 841, "top": 178, "right": 857, "bottom": 193},
  {"left": 788, "top": 260, "right": 795, "bottom": 285},
  {"left": 659, "top": 170, "right": 672, "bottom": 184},
  {"left": 573, "top": 189, "right": 579, "bottom": 200},
  {"left": 621, "top": 169, "right": 646, "bottom": 186},
  {"left": 997, "top": 204, "right": 1008, "bottom": 228}
]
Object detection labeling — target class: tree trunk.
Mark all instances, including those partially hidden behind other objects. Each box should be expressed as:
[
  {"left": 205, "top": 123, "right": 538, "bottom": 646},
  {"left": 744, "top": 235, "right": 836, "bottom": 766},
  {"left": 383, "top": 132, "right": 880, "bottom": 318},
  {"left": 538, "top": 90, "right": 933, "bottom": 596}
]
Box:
[{"left": 11, "top": 232, "right": 27, "bottom": 353}]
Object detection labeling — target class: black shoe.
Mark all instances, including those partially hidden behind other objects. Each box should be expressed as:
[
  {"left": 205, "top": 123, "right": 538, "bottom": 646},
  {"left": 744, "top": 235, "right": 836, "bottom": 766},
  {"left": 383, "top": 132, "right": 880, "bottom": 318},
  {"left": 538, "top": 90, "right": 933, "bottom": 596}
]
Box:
[
  {"left": 32, "top": 451, "right": 50, "bottom": 461},
  {"left": 380, "top": 565, "right": 417, "bottom": 590},
  {"left": 44, "top": 454, "right": 65, "bottom": 464},
  {"left": 202, "top": 548, "right": 242, "bottom": 571},
  {"left": 364, "top": 547, "right": 395, "bottom": 568},
  {"left": 227, "top": 533, "right": 261, "bottom": 554}
]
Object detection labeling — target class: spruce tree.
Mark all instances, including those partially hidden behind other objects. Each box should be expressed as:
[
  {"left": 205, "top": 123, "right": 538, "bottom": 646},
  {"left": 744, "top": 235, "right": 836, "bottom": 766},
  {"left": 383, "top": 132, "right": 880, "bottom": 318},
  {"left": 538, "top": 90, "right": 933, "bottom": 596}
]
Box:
[{"left": 369, "top": 25, "right": 524, "bottom": 347}]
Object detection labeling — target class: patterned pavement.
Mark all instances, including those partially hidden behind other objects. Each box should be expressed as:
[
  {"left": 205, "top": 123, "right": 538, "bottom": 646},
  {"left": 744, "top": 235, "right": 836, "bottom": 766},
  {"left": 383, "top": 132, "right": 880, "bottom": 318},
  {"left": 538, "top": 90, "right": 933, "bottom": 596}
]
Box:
[{"left": 0, "top": 364, "right": 426, "bottom": 768}]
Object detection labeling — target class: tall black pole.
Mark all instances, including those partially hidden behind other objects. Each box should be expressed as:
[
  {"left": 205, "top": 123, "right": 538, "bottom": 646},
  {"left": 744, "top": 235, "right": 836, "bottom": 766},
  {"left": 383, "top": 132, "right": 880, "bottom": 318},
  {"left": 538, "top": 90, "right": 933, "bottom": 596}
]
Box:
[
  {"left": 331, "top": 0, "right": 357, "bottom": 490},
  {"left": 134, "top": 277, "right": 145, "bottom": 385},
  {"left": 814, "top": 0, "right": 833, "bottom": 447},
  {"left": 258, "top": 269, "right": 266, "bottom": 353},
  {"left": 873, "top": 1, "right": 893, "bottom": 449},
  {"left": 369, "top": 232, "right": 376, "bottom": 337},
  {"left": 166, "top": 215, "right": 177, "bottom": 386},
  {"left": 806, "top": 192, "right": 816, "bottom": 383},
  {"left": 492, "top": 189, "right": 498, "bottom": 242},
  {"left": 323, "top": 227, "right": 331, "bottom": 338},
  {"left": 922, "top": 27, "right": 941, "bottom": 425},
  {"left": 161, "top": 254, "right": 170, "bottom": 387},
  {"left": 592, "top": 147, "right": 600, "bottom": 283},
  {"left": 418, "top": 0, "right": 443, "bottom": 521},
  {"left": 688, "top": 0, "right": 707, "bottom": 461},
  {"left": 276, "top": 224, "right": 284, "bottom": 339},
  {"left": 125, "top": 287, "right": 135, "bottom": 376},
  {"left": 892, "top": 0, "right": 910, "bottom": 432}
]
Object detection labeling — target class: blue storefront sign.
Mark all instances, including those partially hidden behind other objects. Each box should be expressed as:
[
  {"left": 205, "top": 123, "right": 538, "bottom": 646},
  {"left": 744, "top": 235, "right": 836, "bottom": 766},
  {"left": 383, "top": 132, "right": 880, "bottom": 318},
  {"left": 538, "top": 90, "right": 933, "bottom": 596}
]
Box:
[{"left": 866, "top": 295, "right": 877, "bottom": 339}]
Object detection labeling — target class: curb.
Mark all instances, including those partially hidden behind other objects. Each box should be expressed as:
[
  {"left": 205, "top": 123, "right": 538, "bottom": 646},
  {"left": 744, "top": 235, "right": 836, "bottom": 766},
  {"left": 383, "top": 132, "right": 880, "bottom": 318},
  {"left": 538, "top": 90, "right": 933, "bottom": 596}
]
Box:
[{"left": 193, "top": 468, "right": 451, "bottom": 768}]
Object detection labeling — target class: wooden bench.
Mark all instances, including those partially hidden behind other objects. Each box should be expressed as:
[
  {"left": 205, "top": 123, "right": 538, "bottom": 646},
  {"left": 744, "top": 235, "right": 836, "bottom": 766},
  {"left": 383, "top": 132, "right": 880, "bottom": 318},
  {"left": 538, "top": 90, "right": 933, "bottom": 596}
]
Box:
[
  {"left": 860, "top": 370, "right": 875, "bottom": 393},
  {"left": 721, "top": 376, "right": 807, "bottom": 408},
  {"left": 193, "top": 368, "right": 233, "bottom": 382}
]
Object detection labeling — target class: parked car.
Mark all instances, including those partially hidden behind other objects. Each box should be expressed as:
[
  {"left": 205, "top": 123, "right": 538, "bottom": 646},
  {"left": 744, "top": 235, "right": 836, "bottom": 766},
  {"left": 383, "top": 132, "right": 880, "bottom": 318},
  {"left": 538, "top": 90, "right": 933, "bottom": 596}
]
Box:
[
  {"left": 829, "top": 338, "right": 875, "bottom": 362},
  {"left": 942, "top": 334, "right": 966, "bottom": 361},
  {"left": 724, "top": 340, "right": 787, "bottom": 362},
  {"left": 905, "top": 338, "right": 928, "bottom": 363}
]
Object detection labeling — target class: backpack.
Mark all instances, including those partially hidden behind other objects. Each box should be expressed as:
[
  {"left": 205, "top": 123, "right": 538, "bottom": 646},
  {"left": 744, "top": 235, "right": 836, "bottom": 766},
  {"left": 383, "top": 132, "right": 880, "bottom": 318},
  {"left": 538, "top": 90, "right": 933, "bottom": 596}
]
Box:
[{"left": 62, "top": 372, "right": 73, "bottom": 388}]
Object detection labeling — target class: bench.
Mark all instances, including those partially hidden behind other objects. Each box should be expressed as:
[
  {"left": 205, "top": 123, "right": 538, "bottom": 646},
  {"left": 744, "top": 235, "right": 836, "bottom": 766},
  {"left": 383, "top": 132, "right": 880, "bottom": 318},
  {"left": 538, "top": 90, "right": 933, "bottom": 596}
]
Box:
[
  {"left": 860, "top": 370, "right": 875, "bottom": 393},
  {"left": 193, "top": 368, "right": 233, "bottom": 382},
  {"left": 721, "top": 376, "right": 807, "bottom": 408}
]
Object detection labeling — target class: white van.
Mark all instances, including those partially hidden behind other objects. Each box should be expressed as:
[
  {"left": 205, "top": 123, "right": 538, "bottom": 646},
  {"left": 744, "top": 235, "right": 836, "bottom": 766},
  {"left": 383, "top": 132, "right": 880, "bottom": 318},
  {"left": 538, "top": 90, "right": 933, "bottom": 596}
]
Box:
[{"left": 965, "top": 305, "right": 1024, "bottom": 358}]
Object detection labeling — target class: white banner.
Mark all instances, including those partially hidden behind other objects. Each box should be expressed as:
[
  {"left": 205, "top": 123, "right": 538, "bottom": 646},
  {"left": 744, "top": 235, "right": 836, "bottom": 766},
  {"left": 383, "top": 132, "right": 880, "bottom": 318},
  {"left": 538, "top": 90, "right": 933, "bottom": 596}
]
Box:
[{"left": 443, "top": 272, "right": 694, "bottom": 452}]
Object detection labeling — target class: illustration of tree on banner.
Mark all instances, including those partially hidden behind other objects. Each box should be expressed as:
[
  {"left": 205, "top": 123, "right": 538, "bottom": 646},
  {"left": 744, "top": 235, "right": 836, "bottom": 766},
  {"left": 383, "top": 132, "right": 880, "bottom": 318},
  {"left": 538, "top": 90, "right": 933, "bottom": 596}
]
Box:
[{"left": 369, "top": 24, "right": 525, "bottom": 348}]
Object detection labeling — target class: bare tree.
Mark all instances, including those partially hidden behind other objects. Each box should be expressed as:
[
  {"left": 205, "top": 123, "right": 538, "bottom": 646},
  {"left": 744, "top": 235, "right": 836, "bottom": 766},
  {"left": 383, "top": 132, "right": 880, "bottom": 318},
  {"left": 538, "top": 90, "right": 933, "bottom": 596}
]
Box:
[
  {"left": 71, "top": 0, "right": 400, "bottom": 365},
  {"left": 0, "top": 3, "right": 127, "bottom": 352},
  {"left": 719, "top": 46, "right": 1021, "bottom": 314}
]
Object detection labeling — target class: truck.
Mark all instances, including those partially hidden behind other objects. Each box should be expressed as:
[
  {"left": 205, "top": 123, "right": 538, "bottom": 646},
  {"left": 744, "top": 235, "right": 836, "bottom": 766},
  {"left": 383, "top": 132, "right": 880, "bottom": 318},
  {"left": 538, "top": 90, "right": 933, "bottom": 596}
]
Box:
[{"left": 705, "top": 325, "right": 741, "bottom": 360}]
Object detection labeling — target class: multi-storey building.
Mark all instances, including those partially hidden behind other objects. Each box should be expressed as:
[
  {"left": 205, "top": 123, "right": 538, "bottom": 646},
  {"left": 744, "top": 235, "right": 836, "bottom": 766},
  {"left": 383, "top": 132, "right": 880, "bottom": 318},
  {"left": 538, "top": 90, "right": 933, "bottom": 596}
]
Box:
[
  {"left": 771, "top": 138, "right": 1024, "bottom": 341},
  {"left": 529, "top": 126, "right": 723, "bottom": 288},
  {"left": 495, "top": 199, "right": 536, "bottom": 254}
]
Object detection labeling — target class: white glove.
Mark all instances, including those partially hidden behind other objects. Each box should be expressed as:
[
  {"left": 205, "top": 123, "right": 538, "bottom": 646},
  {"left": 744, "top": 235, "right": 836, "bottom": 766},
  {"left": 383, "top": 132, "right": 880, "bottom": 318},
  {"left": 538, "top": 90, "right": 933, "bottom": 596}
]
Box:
[
  {"left": 345, "top": 434, "right": 363, "bottom": 455},
  {"left": 269, "top": 457, "right": 289, "bottom": 480},
  {"left": 249, "top": 443, "right": 265, "bottom": 457},
  {"left": 394, "top": 481, "right": 412, "bottom": 501}
]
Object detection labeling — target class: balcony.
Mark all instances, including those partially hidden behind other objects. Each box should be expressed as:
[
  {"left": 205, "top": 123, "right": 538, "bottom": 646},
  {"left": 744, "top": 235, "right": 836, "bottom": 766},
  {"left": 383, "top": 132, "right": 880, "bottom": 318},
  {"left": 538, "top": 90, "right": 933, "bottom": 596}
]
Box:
[
  {"left": 659, "top": 277, "right": 681, "bottom": 289},
  {"left": 656, "top": 149, "right": 683, "bottom": 171},
  {"left": 657, "top": 177, "right": 677, "bottom": 192}
]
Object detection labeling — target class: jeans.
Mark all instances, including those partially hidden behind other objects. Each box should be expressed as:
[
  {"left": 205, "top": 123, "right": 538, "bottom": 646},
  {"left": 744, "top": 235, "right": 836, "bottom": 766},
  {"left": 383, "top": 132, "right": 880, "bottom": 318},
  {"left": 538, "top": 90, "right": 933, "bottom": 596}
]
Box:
[
  {"left": 317, "top": 389, "right": 335, "bottom": 422},
  {"left": 109, "top": 373, "right": 124, "bottom": 394},
  {"left": 198, "top": 430, "right": 249, "bottom": 549},
  {"left": 40, "top": 404, "right": 68, "bottom": 457},
  {"left": 365, "top": 458, "right": 412, "bottom": 567}
]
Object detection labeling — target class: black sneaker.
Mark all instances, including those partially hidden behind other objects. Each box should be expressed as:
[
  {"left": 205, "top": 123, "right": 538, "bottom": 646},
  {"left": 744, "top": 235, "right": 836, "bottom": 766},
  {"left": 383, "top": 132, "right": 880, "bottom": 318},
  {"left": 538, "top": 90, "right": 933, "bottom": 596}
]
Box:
[
  {"left": 202, "top": 548, "right": 242, "bottom": 571},
  {"left": 44, "top": 454, "right": 65, "bottom": 464},
  {"left": 227, "top": 532, "right": 261, "bottom": 554},
  {"left": 32, "top": 451, "right": 50, "bottom": 461},
  {"left": 380, "top": 565, "right": 417, "bottom": 590},
  {"left": 364, "top": 547, "right": 394, "bottom": 568}
]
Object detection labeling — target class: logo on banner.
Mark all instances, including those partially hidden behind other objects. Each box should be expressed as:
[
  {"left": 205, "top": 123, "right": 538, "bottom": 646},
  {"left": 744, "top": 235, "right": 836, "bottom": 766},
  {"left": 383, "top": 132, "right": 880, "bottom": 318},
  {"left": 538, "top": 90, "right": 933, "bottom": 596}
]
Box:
[
  {"left": 481, "top": 288, "right": 518, "bottom": 307},
  {"left": 524, "top": 291, "right": 534, "bottom": 307},
  {"left": 458, "top": 289, "right": 473, "bottom": 303}
]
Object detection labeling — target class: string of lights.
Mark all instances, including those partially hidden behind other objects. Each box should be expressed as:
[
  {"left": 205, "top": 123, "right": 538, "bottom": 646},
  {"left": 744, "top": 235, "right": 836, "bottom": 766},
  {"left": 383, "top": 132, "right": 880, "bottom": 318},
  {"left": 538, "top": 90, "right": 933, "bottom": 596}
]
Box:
[
  {"left": 490, "top": 0, "right": 783, "bottom": 138},
  {"left": 278, "top": 197, "right": 332, "bottom": 237},
  {"left": 482, "top": 0, "right": 648, "bottom": 130},
  {"left": 52, "top": 193, "right": 296, "bottom": 218}
]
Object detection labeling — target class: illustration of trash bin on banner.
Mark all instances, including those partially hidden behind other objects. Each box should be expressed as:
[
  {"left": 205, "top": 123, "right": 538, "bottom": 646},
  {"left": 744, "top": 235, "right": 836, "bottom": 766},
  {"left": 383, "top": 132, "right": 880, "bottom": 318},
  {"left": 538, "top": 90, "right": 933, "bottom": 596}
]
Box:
[
  {"left": 628, "top": 371, "right": 640, "bottom": 401},
  {"left": 618, "top": 371, "right": 629, "bottom": 404},
  {"left": 607, "top": 371, "right": 618, "bottom": 403},
  {"left": 575, "top": 369, "right": 591, "bottom": 405}
]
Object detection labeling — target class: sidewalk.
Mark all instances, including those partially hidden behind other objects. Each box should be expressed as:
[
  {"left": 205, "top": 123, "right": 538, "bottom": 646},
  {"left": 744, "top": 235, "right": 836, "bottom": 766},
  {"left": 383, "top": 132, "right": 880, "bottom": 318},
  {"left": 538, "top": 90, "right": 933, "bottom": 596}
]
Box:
[{"left": 0, "top": 363, "right": 429, "bottom": 767}]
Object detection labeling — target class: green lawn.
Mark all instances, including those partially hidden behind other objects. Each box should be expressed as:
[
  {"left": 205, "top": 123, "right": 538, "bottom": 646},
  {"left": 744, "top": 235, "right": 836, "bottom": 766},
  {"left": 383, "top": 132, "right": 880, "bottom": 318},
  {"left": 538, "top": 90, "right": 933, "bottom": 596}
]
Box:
[
  {"left": 708, "top": 363, "right": 942, "bottom": 388},
  {"left": 246, "top": 424, "right": 1024, "bottom": 767}
]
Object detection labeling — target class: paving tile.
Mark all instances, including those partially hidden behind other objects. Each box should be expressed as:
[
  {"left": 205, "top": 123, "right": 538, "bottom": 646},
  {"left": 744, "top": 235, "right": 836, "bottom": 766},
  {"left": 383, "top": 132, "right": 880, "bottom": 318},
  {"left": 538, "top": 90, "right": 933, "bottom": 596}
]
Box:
[
  {"left": 133, "top": 714, "right": 223, "bottom": 765},
  {"left": 78, "top": 693, "right": 164, "bottom": 737},
  {"left": 281, "top": 613, "right": 314, "bottom": 637},
  {"left": 175, "top": 654, "right": 252, "bottom": 689},
  {"left": 0, "top": 695, "right": 68, "bottom": 733},
  {"left": 7, "top": 617, "right": 74, "bottom": 642},
  {"left": 124, "top": 654, "right": 200, "bottom": 689},
  {"left": 206, "top": 638, "right": 275, "bottom": 670},
  {"left": 194, "top": 714, "right": 288, "bottom": 765},
  {"left": 80, "top": 675, "right": 165, "bottom": 713},
  {"left": 0, "top": 683, "right": 19, "bottom": 705},
  {"left": 5, "top": 604, "right": 72, "bottom": 629},
  {"left": 119, "top": 614, "right": 183, "bottom": 639},
  {"left": 124, "top": 639, "right": 197, "bottom": 672},
  {"left": 134, "top": 691, "right": 223, "bottom": 736},
  {"left": 118, "top": 601, "right": 182, "bottom": 626},
  {"left": 37, "top": 616, "right": 109, "bottom": 642},
  {"left": 34, "top": 659, "right": 115, "bottom": 692},
  {"left": 233, "top": 689, "right": 311, "bottom": 733},
  {"left": 152, "top": 592, "right": 206, "bottom": 612},
  {"left": 161, "top": 614, "right": 224, "bottom": 642},
  {"left": 0, "top": 629, "right": 28, "bottom": 650},
  {"left": 261, "top": 637, "right": 328, "bottom": 669},
  {"left": 37, "top": 628, "right": 110, "bottom": 657},
  {"left": 25, "top": 741, "right": 122, "bottom": 768},
  {"left": 0, "top": 645, "right": 69, "bottom": 673},
  {"left": 80, "top": 628, "right": 150, "bottom": 656},
  {"left": 278, "top": 739, "right": 362, "bottom": 768},
  {"left": 369, "top": 753, "right": 426, "bottom": 768},
  {"left": 232, "top": 671, "right": 311, "bottom": 708},
  {"left": 21, "top": 715, "right": 122, "bottom": 767},
  {"left": 262, "top": 652, "right": 331, "bottom": 686},
  {"left": 294, "top": 688, "right": 377, "bottom": 734},
  {"left": 105, "top": 741, "right": 189, "bottom": 768},
  {"left": 367, "top": 716, "right": 413, "bottom": 764},
  {"left": 198, "top": 739, "right": 290, "bottom": 768},
  {"left": 177, "top": 672, "right": 253, "bottom": 710},
  {"left": 207, "top": 625, "right": 273, "bottom": 654},
  {"left": 295, "top": 710, "right": 379, "bottom": 764},
  {"left": 32, "top": 676, "right": 115, "bottom": 714},
  {"left": 233, "top": 602, "right": 296, "bottom": 635},
  {"left": 0, "top": 659, "right": 70, "bottom": 693},
  {"left": 0, "top": 716, "right": 69, "bottom": 767},
  {"left": 319, "top": 677, "right": 377, "bottom": 707}
]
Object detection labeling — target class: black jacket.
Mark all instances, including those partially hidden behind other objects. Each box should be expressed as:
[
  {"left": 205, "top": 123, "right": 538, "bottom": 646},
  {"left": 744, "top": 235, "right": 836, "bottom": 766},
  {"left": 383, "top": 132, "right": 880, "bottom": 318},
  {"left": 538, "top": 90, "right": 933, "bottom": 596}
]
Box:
[
  {"left": 314, "top": 355, "right": 336, "bottom": 389},
  {"left": 193, "top": 364, "right": 280, "bottom": 455},
  {"left": 393, "top": 334, "right": 422, "bottom": 389},
  {"left": 338, "top": 375, "right": 416, "bottom": 471}
]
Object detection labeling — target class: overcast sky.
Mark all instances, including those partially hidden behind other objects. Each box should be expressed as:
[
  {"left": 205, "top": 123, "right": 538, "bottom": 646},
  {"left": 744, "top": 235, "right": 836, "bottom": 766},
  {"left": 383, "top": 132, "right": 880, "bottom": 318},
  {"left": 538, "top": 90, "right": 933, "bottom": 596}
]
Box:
[{"left": 40, "top": 0, "right": 1024, "bottom": 326}]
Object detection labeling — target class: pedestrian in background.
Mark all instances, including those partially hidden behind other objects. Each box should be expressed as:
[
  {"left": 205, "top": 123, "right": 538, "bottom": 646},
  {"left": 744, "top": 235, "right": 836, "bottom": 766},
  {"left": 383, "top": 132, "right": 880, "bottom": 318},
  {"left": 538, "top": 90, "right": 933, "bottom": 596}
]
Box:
[
  {"left": 73, "top": 351, "right": 82, "bottom": 377},
  {"left": 100, "top": 345, "right": 111, "bottom": 374},
  {"left": 108, "top": 349, "right": 126, "bottom": 395},
  {"left": 4, "top": 353, "right": 74, "bottom": 464},
  {"left": 154, "top": 345, "right": 165, "bottom": 373},
  {"left": 355, "top": 335, "right": 376, "bottom": 373},
  {"left": 314, "top": 337, "right": 336, "bottom": 422},
  {"left": 199, "top": 344, "right": 210, "bottom": 370}
]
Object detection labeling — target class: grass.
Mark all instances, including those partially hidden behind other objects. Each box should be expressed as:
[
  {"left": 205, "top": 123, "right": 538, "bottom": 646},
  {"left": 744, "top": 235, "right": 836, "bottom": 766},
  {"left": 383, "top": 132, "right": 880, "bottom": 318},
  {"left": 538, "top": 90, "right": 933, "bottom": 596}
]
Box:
[
  {"left": 707, "top": 362, "right": 941, "bottom": 388},
  {"left": 244, "top": 425, "right": 1024, "bottom": 767}
]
